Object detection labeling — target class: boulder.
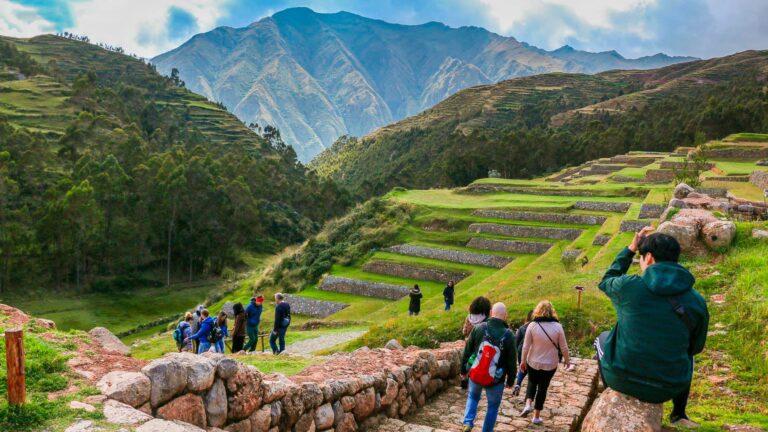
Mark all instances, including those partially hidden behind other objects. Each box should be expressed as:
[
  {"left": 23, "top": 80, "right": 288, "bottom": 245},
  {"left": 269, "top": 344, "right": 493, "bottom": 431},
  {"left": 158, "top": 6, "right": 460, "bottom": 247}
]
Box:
[
  {"left": 97, "top": 371, "right": 151, "bottom": 407},
  {"left": 135, "top": 419, "right": 207, "bottom": 432},
  {"left": 657, "top": 221, "right": 698, "bottom": 251},
  {"left": 753, "top": 229, "right": 768, "bottom": 239},
  {"left": 157, "top": 393, "right": 207, "bottom": 429},
  {"left": 314, "top": 403, "right": 335, "bottom": 430},
  {"left": 69, "top": 400, "right": 97, "bottom": 412},
  {"left": 668, "top": 198, "right": 686, "bottom": 209},
  {"left": 221, "top": 301, "right": 235, "bottom": 318},
  {"left": 581, "top": 388, "right": 662, "bottom": 432},
  {"left": 142, "top": 356, "right": 188, "bottom": 407},
  {"left": 224, "top": 419, "right": 251, "bottom": 432},
  {"left": 226, "top": 363, "right": 264, "bottom": 420},
  {"left": 250, "top": 405, "right": 272, "bottom": 432},
  {"left": 673, "top": 183, "right": 694, "bottom": 199},
  {"left": 35, "top": 318, "right": 57, "bottom": 329},
  {"left": 175, "top": 353, "right": 216, "bottom": 392},
  {"left": 205, "top": 379, "right": 228, "bottom": 428},
  {"left": 293, "top": 411, "right": 315, "bottom": 432},
  {"left": 335, "top": 413, "right": 357, "bottom": 432},
  {"left": 702, "top": 220, "right": 736, "bottom": 249},
  {"left": 384, "top": 339, "right": 403, "bottom": 350},
  {"left": 352, "top": 387, "right": 376, "bottom": 420},
  {"left": 380, "top": 379, "right": 398, "bottom": 406},
  {"left": 262, "top": 374, "right": 292, "bottom": 403},
  {"left": 89, "top": 327, "right": 130, "bottom": 355},
  {"left": 103, "top": 399, "right": 153, "bottom": 426},
  {"left": 302, "top": 382, "right": 324, "bottom": 408}
]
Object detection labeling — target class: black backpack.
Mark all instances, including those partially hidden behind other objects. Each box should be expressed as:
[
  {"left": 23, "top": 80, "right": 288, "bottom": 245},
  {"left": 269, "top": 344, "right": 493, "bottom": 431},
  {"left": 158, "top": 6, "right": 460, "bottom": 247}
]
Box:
[{"left": 209, "top": 324, "right": 223, "bottom": 342}]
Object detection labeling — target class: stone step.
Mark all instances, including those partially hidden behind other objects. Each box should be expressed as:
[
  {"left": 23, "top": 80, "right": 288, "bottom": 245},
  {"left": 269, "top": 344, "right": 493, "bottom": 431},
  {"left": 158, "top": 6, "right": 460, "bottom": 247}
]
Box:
[
  {"left": 384, "top": 244, "right": 514, "bottom": 269},
  {"left": 283, "top": 294, "right": 349, "bottom": 318},
  {"left": 362, "top": 261, "right": 470, "bottom": 284},
  {"left": 318, "top": 276, "right": 410, "bottom": 300},
  {"left": 473, "top": 210, "right": 607, "bottom": 226},
  {"left": 466, "top": 238, "right": 553, "bottom": 255},
  {"left": 467, "top": 223, "right": 582, "bottom": 240}
]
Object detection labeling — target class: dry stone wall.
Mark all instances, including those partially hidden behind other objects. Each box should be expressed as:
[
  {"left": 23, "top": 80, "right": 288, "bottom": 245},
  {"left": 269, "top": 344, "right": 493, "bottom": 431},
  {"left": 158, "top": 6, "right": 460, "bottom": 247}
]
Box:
[
  {"left": 385, "top": 244, "right": 513, "bottom": 269},
  {"left": 473, "top": 209, "right": 607, "bottom": 225},
  {"left": 98, "top": 343, "right": 465, "bottom": 432},
  {"left": 707, "top": 176, "right": 749, "bottom": 182},
  {"left": 751, "top": 170, "right": 768, "bottom": 189},
  {"left": 466, "top": 238, "right": 553, "bottom": 254},
  {"left": 468, "top": 223, "right": 582, "bottom": 240},
  {"left": 644, "top": 169, "right": 676, "bottom": 182},
  {"left": 619, "top": 220, "right": 652, "bottom": 233},
  {"left": 705, "top": 148, "right": 768, "bottom": 159},
  {"left": 319, "top": 276, "right": 409, "bottom": 300},
  {"left": 362, "top": 261, "right": 469, "bottom": 284},
  {"left": 592, "top": 234, "right": 612, "bottom": 246},
  {"left": 573, "top": 201, "right": 631, "bottom": 213},
  {"left": 638, "top": 204, "right": 665, "bottom": 220},
  {"left": 283, "top": 295, "right": 349, "bottom": 318},
  {"left": 659, "top": 161, "right": 715, "bottom": 170}
]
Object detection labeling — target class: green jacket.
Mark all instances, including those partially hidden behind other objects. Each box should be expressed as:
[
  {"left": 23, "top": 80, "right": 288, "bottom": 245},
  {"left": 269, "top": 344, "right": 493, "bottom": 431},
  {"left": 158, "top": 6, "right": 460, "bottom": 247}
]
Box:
[
  {"left": 461, "top": 317, "right": 517, "bottom": 386},
  {"left": 598, "top": 247, "right": 709, "bottom": 403}
]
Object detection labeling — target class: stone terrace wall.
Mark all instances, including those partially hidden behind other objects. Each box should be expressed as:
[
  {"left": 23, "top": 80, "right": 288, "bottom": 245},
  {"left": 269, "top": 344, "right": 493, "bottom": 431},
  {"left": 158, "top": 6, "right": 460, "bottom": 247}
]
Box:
[
  {"left": 463, "top": 185, "right": 608, "bottom": 197},
  {"left": 592, "top": 234, "right": 612, "bottom": 246},
  {"left": 619, "top": 220, "right": 652, "bottom": 232},
  {"left": 362, "top": 261, "right": 469, "bottom": 284},
  {"left": 468, "top": 223, "right": 582, "bottom": 240},
  {"left": 284, "top": 295, "right": 349, "bottom": 318},
  {"left": 573, "top": 201, "right": 631, "bottom": 213},
  {"left": 638, "top": 204, "right": 665, "bottom": 219},
  {"left": 707, "top": 176, "right": 749, "bottom": 182},
  {"left": 385, "top": 244, "right": 513, "bottom": 269},
  {"left": 319, "top": 276, "right": 409, "bottom": 300},
  {"left": 751, "top": 170, "right": 768, "bottom": 189},
  {"left": 466, "top": 238, "right": 553, "bottom": 255},
  {"left": 644, "top": 169, "right": 676, "bottom": 182},
  {"left": 473, "top": 209, "right": 607, "bottom": 225},
  {"left": 659, "top": 161, "right": 715, "bottom": 170},
  {"left": 98, "top": 343, "right": 465, "bottom": 432},
  {"left": 705, "top": 148, "right": 768, "bottom": 159}
]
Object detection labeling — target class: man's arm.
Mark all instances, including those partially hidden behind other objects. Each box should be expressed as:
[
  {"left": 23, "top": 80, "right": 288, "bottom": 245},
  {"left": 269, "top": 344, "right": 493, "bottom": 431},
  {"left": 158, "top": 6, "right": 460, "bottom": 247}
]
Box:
[{"left": 598, "top": 247, "right": 635, "bottom": 297}]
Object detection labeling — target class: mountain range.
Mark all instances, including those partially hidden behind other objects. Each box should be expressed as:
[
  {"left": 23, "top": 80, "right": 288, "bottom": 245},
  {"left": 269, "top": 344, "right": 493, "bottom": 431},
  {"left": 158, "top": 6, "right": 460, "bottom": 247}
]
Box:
[{"left": 152, "top": 7, "right": 696, "bottom": 161}]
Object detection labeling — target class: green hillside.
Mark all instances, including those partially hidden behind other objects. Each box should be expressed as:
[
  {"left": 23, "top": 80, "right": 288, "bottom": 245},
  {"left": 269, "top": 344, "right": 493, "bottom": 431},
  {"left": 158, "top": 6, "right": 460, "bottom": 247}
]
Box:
[
  {"left": 311, "top": 50, "right": 768, "bottom": 198},
  {"left": 0, "top": 35, "right": 351, "bottom": 301}
]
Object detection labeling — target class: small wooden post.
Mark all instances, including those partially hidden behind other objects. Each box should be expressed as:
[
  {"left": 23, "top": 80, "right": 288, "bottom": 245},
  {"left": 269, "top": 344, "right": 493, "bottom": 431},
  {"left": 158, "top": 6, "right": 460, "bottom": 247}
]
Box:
[
  {"left": 575, "top": 286, "right": 585, "bottom": 310},
  {"left": 5, "top": 328, "right": 25, "bottom": 405}
]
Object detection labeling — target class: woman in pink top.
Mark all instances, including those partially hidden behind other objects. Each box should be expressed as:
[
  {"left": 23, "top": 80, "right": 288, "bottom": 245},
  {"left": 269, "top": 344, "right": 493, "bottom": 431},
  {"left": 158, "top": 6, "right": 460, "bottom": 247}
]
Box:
[{"left": 519, "top": 300, "right": 571, "bottom": 425}]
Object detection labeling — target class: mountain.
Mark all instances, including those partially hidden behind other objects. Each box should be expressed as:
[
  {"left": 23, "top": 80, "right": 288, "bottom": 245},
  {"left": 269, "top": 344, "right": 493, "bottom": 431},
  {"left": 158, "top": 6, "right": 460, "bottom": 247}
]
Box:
[
  {"left": 548, "top": 45, "right": 696, "bottom": 73},
  {"left": 152, "top": 7, "right": 695, "bottom": 162},
  {"left": 310, "top": 50, "right": 768, "bottom": 197},
  {"left": 0, "top": 34, "right": 351, "bottom": 293}
]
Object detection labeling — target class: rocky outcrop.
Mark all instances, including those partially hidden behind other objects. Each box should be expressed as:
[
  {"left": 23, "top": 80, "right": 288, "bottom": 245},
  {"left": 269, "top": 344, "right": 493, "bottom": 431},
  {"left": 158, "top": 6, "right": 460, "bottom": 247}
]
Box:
[
  {"left": 385, "top": 244, "right": 513, "bottom": 268},
  {"left": 97, "top": 371, "right": 151, "bottom": 408},
  {"left": 657, "top": 209, "right": 736, "bottom": 253},
  {"left": 582, "top": 388, "right": 663, "bottom": 432},
  {"left": 319, "top": 276, "right": 410, "bottom": 300},
  {"left": 283, "top": 295, "right": 349, "bottom": 318},
  {"left": 102, "top": 343, "right": 465, "bottom": 432},
  {"left": 89, "top": 327, "right": 131, "bottom": 356},
  {"left": 473, "top": 209, "right": 607, "bottom": 225},
  {"left": 362, "top": 261, "right": 469, "bottom": 283},
  {"left": 466, "top": 237, "right": 553, "bottom": 254},
  {"left": 467, "top": 223, "right": 582, "bottom": 240}
]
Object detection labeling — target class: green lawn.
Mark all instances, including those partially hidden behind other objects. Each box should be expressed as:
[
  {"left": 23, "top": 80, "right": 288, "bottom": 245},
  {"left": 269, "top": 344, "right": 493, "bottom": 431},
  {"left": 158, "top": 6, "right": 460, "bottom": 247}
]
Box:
[{"left": 710, "top": 159, "right": 765, "bottom": 176}]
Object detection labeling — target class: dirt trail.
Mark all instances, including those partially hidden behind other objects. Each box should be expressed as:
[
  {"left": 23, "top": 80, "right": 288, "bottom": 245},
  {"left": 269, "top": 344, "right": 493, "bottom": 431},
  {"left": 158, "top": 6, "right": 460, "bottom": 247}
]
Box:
[{"left": 284, "top": 330, "right": 366, "bottom": 355}]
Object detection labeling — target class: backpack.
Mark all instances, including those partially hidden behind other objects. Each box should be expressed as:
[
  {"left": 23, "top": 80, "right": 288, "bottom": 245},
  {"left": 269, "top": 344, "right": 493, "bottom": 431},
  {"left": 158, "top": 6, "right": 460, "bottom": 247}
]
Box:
[
  {"left": 281, "top": 313, "right": 291, "bottom": 328},
  {"left": 209, "top": 324, "right": 223, "bottom": 342},
  {"left": 173, "top": 324, "right": 184, "bottom": 343},
  {"left": 468, "top": 326, "right": 511, "bottom": 387}
]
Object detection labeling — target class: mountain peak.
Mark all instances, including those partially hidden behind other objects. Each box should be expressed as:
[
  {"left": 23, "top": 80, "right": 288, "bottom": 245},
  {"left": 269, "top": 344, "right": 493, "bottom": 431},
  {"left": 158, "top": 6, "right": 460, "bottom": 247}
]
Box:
[{"left": 553, "top": 44, "right": 576, "bottom": 53}]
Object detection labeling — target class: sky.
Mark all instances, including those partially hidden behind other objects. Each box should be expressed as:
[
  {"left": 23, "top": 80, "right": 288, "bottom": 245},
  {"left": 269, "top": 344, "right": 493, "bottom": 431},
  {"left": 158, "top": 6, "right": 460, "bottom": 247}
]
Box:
[{"left": 1, "top": 0, "right": 766, "bottom": 59}]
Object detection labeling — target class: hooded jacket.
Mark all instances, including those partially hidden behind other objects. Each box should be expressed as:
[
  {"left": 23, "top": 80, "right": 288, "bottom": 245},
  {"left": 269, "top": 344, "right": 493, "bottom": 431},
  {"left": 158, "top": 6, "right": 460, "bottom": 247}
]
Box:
[
  {"left": 598, "top": 247, "right": 709, "bottom": 403},
  {"left": 245, "top": 300, "right": 263, "bottom": 326},
  {"left": 189, "top": 316, "right": 217, "bottom": 344}
]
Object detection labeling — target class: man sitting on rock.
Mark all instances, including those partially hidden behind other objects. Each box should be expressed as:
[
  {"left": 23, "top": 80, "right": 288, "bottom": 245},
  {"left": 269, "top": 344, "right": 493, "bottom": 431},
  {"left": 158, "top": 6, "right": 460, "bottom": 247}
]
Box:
[
  {"left": 595, "top": 227, "right": 709, "bottom": 427},
  {"left": 460, "top": 302, "right": 516, "bottom": 432}
]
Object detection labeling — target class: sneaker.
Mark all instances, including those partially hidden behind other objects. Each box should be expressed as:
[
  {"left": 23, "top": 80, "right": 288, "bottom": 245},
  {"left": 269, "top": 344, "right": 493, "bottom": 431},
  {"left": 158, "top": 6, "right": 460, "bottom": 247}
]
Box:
[
  {"left": 512, "top": 385, "right": 520, "bottom": 396},
  {"left": 532, "top": 417, "right": 543, "bottom": 425},
  {"left": 519, "top": 406, "right": 533, "bottom": 417},
  {"left": 670, "top": 415, "right": 700, "bottom": 429},
  {"left": 462, "top": 426, "right": 472, "bottom": 432}
]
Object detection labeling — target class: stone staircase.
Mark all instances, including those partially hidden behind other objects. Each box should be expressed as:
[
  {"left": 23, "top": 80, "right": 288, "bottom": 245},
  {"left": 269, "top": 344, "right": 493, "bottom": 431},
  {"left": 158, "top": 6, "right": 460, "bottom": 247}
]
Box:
[{"left": 373, "top": 358, "right": 600, "bottom": 432}]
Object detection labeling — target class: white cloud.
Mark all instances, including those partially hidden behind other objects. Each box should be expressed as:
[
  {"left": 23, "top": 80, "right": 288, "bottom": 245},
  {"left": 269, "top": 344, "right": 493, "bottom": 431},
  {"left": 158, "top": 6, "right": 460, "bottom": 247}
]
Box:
[
  {"left": 65, "top": 0, "right": 234, "bottom": 58},
  {"left": 0, "top": 0, "right": 55, "bottom": 37}
]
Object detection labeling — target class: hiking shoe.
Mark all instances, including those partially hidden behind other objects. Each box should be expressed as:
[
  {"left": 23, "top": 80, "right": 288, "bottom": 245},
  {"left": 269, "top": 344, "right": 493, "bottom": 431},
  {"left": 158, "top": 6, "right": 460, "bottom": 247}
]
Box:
[
  {"left": 532, "top": 417, "right": 543, "bottom": 425},
  {"left": 512, "top": 385, "right": 520, "bottom": 396},
  {"left": 670, "top": 415, "right": 700, "bottom": 429},
  {"left": 519, "top": 406, "right": 533, "bottom": 417},
  {"left": 462, "top": 426, "right": 472, "bottom": 432}
]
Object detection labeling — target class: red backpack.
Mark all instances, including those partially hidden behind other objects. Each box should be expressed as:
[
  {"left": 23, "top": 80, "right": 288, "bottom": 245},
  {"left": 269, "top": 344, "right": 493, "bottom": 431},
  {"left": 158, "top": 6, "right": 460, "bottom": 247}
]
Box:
[{"left": 468, "top": 325, "right": 511, "bottom": 386}]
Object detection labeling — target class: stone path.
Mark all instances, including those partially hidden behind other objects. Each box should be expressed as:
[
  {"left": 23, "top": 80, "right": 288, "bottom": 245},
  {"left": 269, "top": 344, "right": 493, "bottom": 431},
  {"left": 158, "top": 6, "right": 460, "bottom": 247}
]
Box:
[
  {"left": 373, "top": 358, "right": 600, "bottom": 432},
  {"left": 284, "top": 330, "right": 366, "bottom": 355}
]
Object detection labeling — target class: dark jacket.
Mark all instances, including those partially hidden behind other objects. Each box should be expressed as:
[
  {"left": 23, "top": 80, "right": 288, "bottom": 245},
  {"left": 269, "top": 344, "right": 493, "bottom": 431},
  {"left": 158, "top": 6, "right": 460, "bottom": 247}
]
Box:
[
  {"left": 274, "top": 302, "right": 291, "bottom": 331},
  {"left": 245, "top": 301, "right": 263, "bottom": 326},
  {"left": 515, "top": 322, "right": 530, "bottom": 362},
  {"left": 461, "top": 317, "right": 517, "bottom": 386},
  {"left": 408, "top": 289, "right": 423, "bottom": 312},
  {"left": 233, "top": 312, "right": 247, "bottom": 338},
  {"left": 443, "top": 285, "right": 455, "bottom": 305},
  {"left": 598, "top": 247, "right": 709, "bottom": 403},
  {"left": 189, "top": 316, "right": 216, "bottom": 344}
]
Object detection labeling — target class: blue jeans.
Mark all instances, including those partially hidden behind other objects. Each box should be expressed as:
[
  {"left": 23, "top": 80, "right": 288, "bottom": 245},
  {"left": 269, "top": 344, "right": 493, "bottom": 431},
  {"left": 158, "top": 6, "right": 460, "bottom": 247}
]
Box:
[
  {"left": 463, "top": 379, "right": 504, "bottom": 431},
  {"left": 197, "top": 341, "right": 212, "bottom": 354},
  {"left": 445, "top": 301, "right": 452, "bottom": 311},
  {"left": 215, "top": 339, "right": 225, "bottom": 353},
  {"left": 269, "top": 327, "right": 287, "bottom": 353}
]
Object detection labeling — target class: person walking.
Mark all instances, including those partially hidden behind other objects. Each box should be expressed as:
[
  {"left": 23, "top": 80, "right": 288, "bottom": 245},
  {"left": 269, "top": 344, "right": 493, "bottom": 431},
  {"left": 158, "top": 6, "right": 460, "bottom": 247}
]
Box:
[
  {"left": 512, "top": 309, "right": 534, "bottom": 396},
  {"left": 408, "top": 285, "right": 423, "bottom": 316},
  {"left": 214, "top": 311, "right": 229, "bottom": 353},
  {"left": 270, "top": 293, "right": 291, "bottom": 355},
  {"left": 595, "top": 227, "right": 708, "bottom": 427},
  {"left": 174, "top": 312, "right": 194, "bottom": 352},
  {"left": 443, "top": 280, "right": 455, "bottom": 311},
  {"left": 461, "top": 296, "right": 492, "bottom": 389},
  {"left": 519, "top": 300, "right": 570, "bottom": 426},
  {"left": 231, "top": 302, "right": 247, "bottom": 353},
  {"left": 185, "top": 308, "right": 216, "bottom": 354},
  {"left": 460, "top": 302, "right": 516, "bottom": 432},
  {"left": 243, "top": 296, "right": 263, "bottom": 352},
  {"left": 191, "top": 305, "right": 204, "bottom": 353}
]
